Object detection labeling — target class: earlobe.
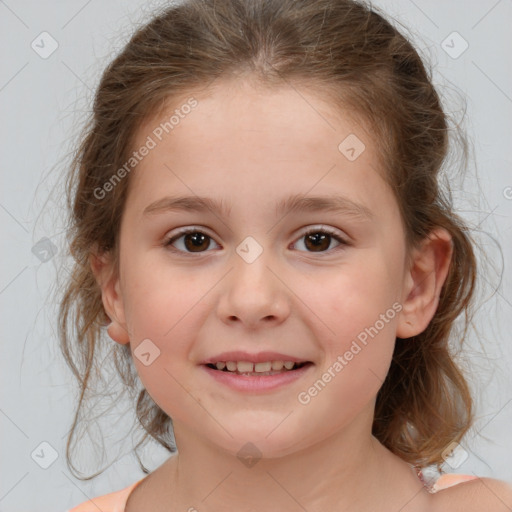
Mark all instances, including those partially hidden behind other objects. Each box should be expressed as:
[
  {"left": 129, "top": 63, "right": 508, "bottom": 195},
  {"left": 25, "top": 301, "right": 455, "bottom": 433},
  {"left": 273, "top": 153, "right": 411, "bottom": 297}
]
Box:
[
  {"left": 106, "top": 319, "right": 130, "bottom": 345},
  {"left": 90, "top": 250, "right": 131, "bottom": 345},
  {"left": 396, "top": 228, "right": 453, "bottom": 339}
]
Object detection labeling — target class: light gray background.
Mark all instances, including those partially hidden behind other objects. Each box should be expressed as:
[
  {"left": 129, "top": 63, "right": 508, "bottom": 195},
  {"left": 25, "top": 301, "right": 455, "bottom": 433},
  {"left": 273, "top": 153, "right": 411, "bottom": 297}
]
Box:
[{"left": 1, "top": 0, "right": 511, "bottom": 510}]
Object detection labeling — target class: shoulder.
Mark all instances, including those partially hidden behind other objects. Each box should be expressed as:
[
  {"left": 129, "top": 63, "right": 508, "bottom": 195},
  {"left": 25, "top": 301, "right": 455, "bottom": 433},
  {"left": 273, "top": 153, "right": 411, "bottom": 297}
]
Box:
[
  {"left": 432, "top": 476, "right": 512, "bottom": 512},
  {"left": 68, "top": 479, "right": 143, "bottom": 512}
]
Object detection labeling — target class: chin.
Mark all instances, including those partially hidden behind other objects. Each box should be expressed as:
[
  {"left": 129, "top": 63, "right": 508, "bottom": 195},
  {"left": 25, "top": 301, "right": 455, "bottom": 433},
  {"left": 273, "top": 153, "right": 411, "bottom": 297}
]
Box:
[{"left": 210, "top": 424, "right": 311, "bottom": 461}]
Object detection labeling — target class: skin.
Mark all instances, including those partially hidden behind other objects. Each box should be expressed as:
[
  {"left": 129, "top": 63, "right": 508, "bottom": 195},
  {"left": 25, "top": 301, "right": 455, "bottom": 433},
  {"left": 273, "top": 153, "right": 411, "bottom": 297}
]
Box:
[{"left": 91, "top": 78, "right": 512, "bottom": 511}]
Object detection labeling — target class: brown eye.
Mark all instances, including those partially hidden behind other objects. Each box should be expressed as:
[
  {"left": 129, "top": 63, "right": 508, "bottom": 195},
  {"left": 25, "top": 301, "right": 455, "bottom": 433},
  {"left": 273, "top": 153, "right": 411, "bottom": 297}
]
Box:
[
  {"left": 165, "top": 229, "right": 219, "bottom": 253},
  {"left": 304, "top": 232, "right": 331, "bottom": 252},
  {"left": 294, "top": 228, "right": 348, "bottom": 253},
  {"left": 164, "top": 226, "right": 348, "bottom": 256}
]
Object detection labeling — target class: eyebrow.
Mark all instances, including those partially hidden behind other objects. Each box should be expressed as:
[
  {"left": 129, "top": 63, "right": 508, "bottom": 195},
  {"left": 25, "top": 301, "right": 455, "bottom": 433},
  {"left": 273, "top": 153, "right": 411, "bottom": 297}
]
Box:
[{"left": 143, "top": 194, "right": 374, "bottom": 221}]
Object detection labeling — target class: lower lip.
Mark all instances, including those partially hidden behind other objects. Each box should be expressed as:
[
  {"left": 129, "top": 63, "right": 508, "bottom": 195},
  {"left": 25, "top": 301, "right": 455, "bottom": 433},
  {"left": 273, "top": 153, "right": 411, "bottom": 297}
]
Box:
[{"left": 201, "top": 363, "right": 314, "bottom": 392}]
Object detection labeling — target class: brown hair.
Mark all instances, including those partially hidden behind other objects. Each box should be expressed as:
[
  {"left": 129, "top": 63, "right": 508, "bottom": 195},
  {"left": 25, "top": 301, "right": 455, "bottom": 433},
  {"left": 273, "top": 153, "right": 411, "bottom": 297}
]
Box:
[{"left": 59, "top": 0, "right": 477, "bottom": 478}]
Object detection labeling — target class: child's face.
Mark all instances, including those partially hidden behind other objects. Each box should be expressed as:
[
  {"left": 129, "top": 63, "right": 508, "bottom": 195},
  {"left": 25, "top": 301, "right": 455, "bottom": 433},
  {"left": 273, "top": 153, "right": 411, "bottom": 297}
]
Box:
[{"left": 103, "top": 78, "right": 423, "bottom": 457}]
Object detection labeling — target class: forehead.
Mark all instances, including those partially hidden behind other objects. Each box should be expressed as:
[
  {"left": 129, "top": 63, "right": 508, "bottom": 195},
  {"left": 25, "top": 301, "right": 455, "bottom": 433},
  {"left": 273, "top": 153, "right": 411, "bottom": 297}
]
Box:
[
  {"left": 137, "top": 78, "right": 369, "bottom": 156},
  {"left": 126, "top": 78, "right": 395, "bottom": 219}
]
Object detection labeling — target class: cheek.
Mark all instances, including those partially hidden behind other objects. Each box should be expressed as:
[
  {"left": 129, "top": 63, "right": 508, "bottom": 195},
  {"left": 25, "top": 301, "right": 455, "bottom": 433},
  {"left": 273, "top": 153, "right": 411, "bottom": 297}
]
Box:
[
  {"left": 123, "top": 255, "right": 201, "bottom": 338},
  {"left": 131, "top": 354, "right": 205, "bottom": 430},
  {"left": 120, "top": 263, "right": 204, "bottom": 398},
  {"left": 125, "top": 287, "right": 205, "bottom": 420},
  {"left": 304, "top": 258, "right": 399, "bottom": 391},
  {"left": 304, "top": 303, "right": 397, "bottom": 424},
  {"left": 314, "top": 256, "right": 400, "bottom": 335}
]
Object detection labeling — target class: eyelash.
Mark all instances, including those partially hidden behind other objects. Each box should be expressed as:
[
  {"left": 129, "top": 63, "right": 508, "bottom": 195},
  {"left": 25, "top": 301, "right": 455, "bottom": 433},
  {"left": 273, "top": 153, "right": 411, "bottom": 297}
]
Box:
[{"left": 162, "top": 226, "right": 349, "bottom": 255}]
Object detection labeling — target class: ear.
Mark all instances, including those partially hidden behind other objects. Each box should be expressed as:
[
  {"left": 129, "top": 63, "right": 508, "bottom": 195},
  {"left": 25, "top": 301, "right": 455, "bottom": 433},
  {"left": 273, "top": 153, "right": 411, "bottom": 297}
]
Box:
[
  {"left": 396, "top": 228, "right": 453, "bottom": 339},
  {"left": 90, "top": 247, "right": 130, "bottom": 345}
]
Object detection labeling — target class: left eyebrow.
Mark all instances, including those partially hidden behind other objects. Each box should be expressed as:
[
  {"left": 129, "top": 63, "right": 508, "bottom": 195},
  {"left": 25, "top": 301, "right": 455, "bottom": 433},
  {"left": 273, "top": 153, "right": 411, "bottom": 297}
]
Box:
[
  {"left": 142, "top": 193, "right": 374, "bottom": 221},
  {"left": 275, "top": 193, "right": 374, "bottom": 221}
]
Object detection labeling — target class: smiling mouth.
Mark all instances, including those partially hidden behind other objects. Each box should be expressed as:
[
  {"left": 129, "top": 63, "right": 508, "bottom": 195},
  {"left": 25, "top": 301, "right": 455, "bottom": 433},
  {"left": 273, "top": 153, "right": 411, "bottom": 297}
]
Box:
[{"left": 205, "top": 361, "right": 312, "bottom": 376}]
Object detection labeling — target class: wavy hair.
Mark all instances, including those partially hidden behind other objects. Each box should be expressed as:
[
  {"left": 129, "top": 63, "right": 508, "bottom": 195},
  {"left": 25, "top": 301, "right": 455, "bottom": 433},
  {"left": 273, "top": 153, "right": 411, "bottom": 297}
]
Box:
[{"left": 59, "top": 0, "right": 478, "bottom": 478}]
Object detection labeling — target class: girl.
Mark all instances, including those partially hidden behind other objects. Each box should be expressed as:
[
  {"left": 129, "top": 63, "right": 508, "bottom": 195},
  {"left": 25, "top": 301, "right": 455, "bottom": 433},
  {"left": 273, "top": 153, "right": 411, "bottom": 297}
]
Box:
[{"left": 60, "top": 0, "right": 511, "bottom": 510}]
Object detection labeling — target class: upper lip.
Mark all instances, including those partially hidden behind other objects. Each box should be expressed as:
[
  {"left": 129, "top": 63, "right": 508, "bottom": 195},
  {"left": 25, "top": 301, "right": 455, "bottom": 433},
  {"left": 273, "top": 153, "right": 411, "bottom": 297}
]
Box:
[{"left": 200, "top": 351, "right": 311, "bottom": 365}]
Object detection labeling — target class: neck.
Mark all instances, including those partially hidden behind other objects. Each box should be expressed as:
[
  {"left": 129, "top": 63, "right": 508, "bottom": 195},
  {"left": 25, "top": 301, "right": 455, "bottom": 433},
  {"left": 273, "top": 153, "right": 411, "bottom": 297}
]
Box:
[{"left": 159, "top": 406, "right": 423, "bottom": 511}]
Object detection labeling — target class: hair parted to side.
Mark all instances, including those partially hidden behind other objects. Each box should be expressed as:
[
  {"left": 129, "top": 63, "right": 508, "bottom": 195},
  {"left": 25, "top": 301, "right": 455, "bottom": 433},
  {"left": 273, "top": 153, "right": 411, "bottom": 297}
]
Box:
[{"left": 59, "top": 0, "right": 477, "bottom": 478}]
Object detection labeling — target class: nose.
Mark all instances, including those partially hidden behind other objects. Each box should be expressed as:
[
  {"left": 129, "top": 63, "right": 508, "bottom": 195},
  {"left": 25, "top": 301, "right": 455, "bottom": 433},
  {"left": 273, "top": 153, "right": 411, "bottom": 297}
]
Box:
[{"left": 216, "top": 248, "right": 291, "bottom": 330}]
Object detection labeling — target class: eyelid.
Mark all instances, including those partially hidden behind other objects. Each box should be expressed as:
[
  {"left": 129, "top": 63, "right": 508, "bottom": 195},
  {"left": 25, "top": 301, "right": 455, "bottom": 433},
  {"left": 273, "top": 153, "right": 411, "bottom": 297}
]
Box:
[
  {"left": 163, "top": 226, "right": 220, "bottom": 251},
  {"left": 163, "top": 224, "right": 350, "bottom": 254},
  {"left": 299, "top": 225, "right": 349, "bottom": 243},
  {"left": 292, "top": 225, "right": 350, "bottom": 254}
]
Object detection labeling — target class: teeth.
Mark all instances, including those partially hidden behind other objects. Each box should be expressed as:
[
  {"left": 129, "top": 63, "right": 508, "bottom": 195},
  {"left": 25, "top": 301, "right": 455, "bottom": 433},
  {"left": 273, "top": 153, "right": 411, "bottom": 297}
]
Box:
[
  {"left": 212, "top": 360, "right": 302, "bottom": 373},
  {"left": 237, "top": 361, "right": 253, "bottom": 373},
  {"left": 254, "top": 362, "right": 272, "bottom": 372}
]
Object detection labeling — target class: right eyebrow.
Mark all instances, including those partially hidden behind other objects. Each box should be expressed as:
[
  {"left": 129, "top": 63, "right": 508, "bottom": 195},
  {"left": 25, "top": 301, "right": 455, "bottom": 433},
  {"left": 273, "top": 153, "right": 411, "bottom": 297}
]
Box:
[{"left": 143, "top": 195, "right": 232, "bottom": 217}]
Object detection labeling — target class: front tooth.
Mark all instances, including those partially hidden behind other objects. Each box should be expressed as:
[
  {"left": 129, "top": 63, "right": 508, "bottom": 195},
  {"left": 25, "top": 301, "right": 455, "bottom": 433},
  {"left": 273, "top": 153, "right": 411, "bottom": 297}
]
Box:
[
  {"left": 236, "top": 361, "right": 254, "bottom": 372},
  {"left": 221, "top": 361, "right": 297, "bottom": 373},
  {"left": 254, "top": 362, "right": 272, "bottom": 372}
]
